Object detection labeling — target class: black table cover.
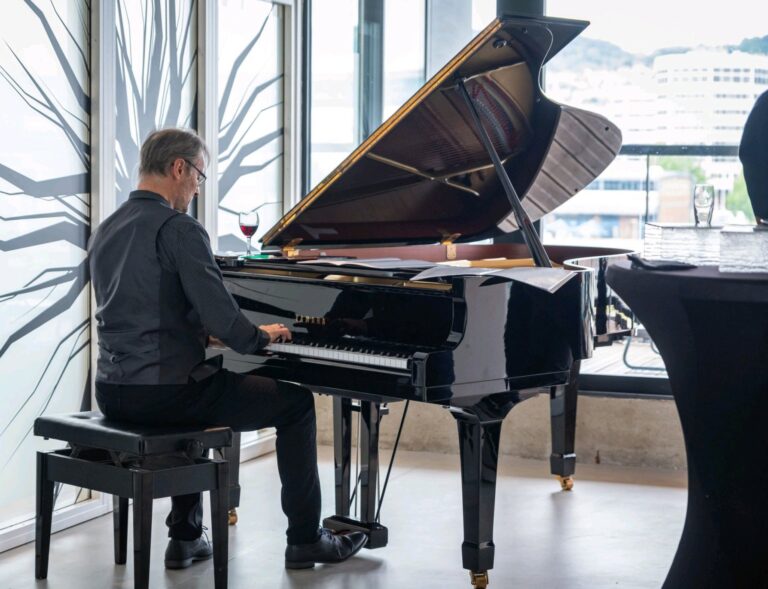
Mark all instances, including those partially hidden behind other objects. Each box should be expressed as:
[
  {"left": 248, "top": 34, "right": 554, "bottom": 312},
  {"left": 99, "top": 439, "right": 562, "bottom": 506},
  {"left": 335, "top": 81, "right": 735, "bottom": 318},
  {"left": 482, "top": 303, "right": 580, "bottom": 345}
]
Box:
[{"left": 607, "top": 261, "right": 768, "bottom": 588}]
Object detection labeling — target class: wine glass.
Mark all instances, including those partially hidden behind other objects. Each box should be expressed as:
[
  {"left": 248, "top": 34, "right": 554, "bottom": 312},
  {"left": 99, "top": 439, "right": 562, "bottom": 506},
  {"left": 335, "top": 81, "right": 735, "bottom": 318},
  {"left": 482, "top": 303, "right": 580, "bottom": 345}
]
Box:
[
  {"left": 238, "top": 211, "right": 260, "bottom": 256},
  {"left": 693, "top": 184, "right": 715, "bottom": 227}
]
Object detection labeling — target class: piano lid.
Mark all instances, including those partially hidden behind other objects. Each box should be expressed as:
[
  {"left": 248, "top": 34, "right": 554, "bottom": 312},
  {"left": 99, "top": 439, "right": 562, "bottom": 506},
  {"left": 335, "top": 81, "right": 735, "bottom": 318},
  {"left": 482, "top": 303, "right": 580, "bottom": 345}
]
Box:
[{"left": 262, "top": 15, "right": 622, "bottom": 250}]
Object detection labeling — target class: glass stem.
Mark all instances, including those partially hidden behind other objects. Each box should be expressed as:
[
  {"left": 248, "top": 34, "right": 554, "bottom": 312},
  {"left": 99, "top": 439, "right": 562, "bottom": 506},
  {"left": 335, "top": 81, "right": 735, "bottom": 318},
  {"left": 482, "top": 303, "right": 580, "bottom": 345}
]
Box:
[{"left": 246, "top": 236, "right": 252, "bottom": 256}]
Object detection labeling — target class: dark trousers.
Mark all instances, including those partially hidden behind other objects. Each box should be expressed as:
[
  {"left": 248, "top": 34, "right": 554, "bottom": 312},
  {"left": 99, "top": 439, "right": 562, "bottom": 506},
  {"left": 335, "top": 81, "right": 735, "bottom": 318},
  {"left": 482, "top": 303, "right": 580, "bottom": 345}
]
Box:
[{"left": 95, "top": 369, "right": 321, "bottom": 545}]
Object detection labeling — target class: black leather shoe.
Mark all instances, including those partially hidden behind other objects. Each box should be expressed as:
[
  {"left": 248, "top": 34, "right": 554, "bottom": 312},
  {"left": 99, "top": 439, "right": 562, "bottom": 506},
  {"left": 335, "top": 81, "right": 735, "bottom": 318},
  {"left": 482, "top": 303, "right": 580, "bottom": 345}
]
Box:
[
  {"left": 285, "top": 528, "right": 367, "bottom": 569},
  {"left": 164, "top": 536, "right": 213, "bottom": 569}
]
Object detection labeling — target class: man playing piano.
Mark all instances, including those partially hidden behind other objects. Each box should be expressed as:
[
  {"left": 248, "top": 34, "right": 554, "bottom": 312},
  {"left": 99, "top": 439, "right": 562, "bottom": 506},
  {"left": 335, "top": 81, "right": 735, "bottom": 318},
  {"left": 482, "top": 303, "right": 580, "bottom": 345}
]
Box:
[{"left": 88, "top": 128, "right": 366, "bottom": 570}]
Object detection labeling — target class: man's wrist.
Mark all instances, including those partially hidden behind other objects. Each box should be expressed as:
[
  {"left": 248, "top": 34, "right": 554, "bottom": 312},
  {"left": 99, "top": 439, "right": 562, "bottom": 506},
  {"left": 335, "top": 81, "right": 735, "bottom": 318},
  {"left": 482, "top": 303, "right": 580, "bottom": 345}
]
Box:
[{"left": 256, "top": 327, "right": 271, "bottom": 349}]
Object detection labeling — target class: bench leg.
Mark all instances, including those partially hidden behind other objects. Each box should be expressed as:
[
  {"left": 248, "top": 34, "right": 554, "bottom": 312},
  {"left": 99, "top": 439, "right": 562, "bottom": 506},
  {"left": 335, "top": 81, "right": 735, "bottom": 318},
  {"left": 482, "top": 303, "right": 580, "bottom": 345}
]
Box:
[
  {"left": 216, "top": 435, "right": 241, "bottom": 525},
  {"left": 210, "top": 461, "right": 230, "bottom": 589},
  {"left": 132, "top": 472, "right": 153, "bottom": 589},
  {"left": 113, "top": 495, "right": 129, "bottom": 564},
  {"left": 35, "top": 452, "right": 54, "bottom": 579}
]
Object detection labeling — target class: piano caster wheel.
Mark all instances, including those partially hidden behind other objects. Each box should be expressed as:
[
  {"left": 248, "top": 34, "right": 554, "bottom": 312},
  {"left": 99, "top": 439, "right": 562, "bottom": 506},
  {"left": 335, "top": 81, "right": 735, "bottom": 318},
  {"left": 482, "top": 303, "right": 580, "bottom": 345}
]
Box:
[
  {"left": 469, "top": 571, "right": 489, "bottom": 589},
  {"left": 557, "top": 475, "right": 574, "bottom": 491},
  {"left": 469, "top": 571, "right": 489, "bottom": 588},
  {"left": 228, "top": 508, "right": 238, "bottom": 526}
]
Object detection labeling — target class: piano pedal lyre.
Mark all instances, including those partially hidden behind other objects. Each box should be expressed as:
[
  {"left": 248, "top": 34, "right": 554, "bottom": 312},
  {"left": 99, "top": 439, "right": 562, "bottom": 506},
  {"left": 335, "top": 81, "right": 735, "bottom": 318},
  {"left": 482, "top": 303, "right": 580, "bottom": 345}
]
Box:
[
  {"left": 228, "top": 508, "right": 238, "bottom": 525},
  {"left": 470, "top": 570, "right": 489, "bottom": 589},
  {"left": 557, "top": 475, "right": 574, "bottom": 491}
]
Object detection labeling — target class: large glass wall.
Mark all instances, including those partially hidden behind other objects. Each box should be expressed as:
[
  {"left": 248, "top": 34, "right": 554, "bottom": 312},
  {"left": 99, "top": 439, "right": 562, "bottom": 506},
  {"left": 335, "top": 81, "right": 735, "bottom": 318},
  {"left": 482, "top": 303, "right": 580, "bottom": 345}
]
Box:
[
  {"left": 216, "top": 0, "right": 284, "bottom": 253},
  {"left": 115, "top": 0, "right": 198, "bottom": 205},
  {"left": 542, "top": 0, "right": 768, "bottom": 385},
  {"left": 544, "top": 0, "right": 768, "bottom": 248},
  {"left": 0, "top": 0, "right": 294, "bottom": 550},
  {"left": 309, "top": 0, "right": 359, "bottom": 186},
  {"left": 0, "top": 0, "right": 90, "bottom": 534},
  {"left": 382, "top": 0, "right": 425, "bottom": 119},
  {"left": 308, "top": 0, "right": 428, "bottom": 188}
]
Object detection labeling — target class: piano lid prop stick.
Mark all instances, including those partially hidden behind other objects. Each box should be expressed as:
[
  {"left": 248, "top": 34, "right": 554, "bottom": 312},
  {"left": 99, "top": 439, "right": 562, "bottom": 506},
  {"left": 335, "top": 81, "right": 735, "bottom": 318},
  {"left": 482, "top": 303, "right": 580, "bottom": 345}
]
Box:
[{"left": 457, "top": 78, "right": 552, "bottom": 268}]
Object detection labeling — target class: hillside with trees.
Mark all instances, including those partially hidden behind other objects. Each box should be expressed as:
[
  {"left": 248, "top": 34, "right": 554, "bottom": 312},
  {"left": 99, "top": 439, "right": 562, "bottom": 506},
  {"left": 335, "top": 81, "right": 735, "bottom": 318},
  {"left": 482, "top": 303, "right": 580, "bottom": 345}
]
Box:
[{"left": 549, "top": 34, "right": 768, "bottom": 73}]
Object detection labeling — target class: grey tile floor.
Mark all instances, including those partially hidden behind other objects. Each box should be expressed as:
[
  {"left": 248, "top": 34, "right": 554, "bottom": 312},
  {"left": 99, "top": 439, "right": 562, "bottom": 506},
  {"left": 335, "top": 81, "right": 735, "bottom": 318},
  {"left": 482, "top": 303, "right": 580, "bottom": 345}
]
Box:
[{"left": 0, "top": 446, "right": 686, "bottom": 589}]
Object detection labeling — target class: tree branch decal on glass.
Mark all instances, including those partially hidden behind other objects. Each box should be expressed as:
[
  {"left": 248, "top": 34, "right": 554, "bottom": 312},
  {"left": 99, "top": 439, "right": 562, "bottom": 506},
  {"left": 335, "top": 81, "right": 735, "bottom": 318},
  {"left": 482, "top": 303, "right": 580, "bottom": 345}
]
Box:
[
  {"left": 115, "top": 0, "right": 198, "bottom": 204},
  {"left": 217, "top": 2, "right": 285, "bottom": 252},
  {"left": 0, "top": 0, "right": 90, "bottom": 528}
]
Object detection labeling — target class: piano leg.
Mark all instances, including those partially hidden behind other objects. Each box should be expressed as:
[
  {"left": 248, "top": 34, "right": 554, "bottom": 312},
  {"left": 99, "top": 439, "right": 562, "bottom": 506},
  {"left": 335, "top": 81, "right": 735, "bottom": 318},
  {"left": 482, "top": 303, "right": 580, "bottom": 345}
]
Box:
[
  {"left": 358, "top": 401, "right": 381, "bottom": 524},
  {"left": 451, "top": 401, "right": 514, "bottom": 589},
  {"left": 324, "top": 398, "right": 389, "bottom": 548},
  {"left": 217, "top": 432, "right": 242, "bottom": 525},
  {"left": 333, "top": 397, "right": 353, "bottom": 516},
  {"left": 549, "top": 360, "right": 580, "bottom": 491}
]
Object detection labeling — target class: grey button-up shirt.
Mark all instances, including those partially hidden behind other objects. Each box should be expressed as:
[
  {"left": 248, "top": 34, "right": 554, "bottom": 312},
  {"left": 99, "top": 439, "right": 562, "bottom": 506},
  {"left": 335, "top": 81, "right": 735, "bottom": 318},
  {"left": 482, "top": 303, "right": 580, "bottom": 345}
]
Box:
[{"left": 89, "top": 190, "right": 268, "bottom": 384}]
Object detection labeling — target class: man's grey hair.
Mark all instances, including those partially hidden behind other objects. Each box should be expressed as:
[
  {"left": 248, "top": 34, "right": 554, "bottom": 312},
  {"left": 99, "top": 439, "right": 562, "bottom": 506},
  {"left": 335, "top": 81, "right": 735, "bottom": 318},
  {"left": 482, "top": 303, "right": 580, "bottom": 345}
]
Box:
[{"left": 139, "top": 128, "right": 209, "bottom": 177}]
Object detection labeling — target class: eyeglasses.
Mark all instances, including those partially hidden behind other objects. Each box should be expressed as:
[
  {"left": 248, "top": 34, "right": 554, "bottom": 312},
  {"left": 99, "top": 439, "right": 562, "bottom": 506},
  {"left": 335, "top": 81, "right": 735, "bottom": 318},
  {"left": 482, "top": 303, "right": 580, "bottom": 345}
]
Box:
[{"left": 184, "top": 159, "right": 207, "bottom": 186}]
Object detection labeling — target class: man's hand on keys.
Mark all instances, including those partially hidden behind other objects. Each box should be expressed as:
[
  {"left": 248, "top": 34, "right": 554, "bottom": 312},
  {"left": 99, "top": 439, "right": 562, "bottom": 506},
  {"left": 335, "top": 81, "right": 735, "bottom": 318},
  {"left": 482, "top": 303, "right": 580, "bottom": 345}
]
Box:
[{"left": 261, "top": 323, "right": 292, "bottom": 344}]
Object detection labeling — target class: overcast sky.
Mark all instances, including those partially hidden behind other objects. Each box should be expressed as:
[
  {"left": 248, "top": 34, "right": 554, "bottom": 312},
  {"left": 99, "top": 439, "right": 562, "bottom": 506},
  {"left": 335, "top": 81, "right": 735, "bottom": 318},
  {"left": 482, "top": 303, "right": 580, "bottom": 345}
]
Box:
[{"left": 475, "top": 1, "right": 768, "bottom": 55}]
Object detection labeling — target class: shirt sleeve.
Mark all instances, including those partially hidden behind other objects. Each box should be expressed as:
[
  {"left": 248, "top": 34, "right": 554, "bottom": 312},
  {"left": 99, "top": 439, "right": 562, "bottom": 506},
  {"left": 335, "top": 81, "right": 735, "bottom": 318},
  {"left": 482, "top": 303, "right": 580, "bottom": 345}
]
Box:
[{"left": 158, "top": 217, "right": 270, "bottom": 354}]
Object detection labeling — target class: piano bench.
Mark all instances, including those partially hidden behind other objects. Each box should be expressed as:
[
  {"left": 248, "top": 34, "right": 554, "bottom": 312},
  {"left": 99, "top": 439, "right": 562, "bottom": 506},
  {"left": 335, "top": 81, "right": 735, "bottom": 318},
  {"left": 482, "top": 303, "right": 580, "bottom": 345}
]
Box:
[{"left": 33, "top": 411, "right": 233, "bottom": 589}]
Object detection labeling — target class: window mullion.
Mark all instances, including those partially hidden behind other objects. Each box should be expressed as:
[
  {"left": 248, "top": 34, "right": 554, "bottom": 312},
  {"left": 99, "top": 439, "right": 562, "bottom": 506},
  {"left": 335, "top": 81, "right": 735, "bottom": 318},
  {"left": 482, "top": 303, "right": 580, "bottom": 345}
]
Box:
[
  {"left": 196, "top": 0, "right": 219, "bottom": 238},
  {"left": 357, "top": 0, "right": 384, "bottom": 141}
]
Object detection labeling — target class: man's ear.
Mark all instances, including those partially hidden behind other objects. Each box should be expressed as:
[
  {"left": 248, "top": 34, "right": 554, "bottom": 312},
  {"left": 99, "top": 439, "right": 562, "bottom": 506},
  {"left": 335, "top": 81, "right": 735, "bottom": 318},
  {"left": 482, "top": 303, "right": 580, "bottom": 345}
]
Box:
[{"left": 171, "top": 158, "right": 185, "bottom": 179}]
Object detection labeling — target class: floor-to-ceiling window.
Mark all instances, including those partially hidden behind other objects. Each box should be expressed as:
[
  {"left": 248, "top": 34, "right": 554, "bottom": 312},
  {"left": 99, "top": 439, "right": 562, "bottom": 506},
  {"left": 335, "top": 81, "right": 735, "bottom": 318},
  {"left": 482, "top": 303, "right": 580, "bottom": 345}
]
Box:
[
  {"left": 307, "top": 0, "right": 426, "bottom": 188},
  {"left": 383, "top": 1, "right": 426, "bottom": 119},
  {"left": 308, "top": 0, "right": 359, "bottom": 186},
  {"left": 0, "top": 0, "right": 297, "bottom": 553},
  {"left": 216, "top": 0, "right": 285, "bottom": 253},
  {"left": 214, "top": 0, "right": 289, "bottom": 450},
  {"left": 543, "top": 0, "right": 768, "bottom": 393},
  {"left": 115, "top": 0, "right": 198, "bottom": 206},
  {"left": 0, "top": 0, "right": 91, "bottom": 548}
]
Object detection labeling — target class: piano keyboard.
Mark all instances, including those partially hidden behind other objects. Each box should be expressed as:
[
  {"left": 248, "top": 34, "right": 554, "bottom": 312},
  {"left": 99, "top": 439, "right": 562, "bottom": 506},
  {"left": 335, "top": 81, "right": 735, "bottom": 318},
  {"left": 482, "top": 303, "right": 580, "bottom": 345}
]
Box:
[{"left": 265, "top": 341, "right": 410, "bottom": 370}]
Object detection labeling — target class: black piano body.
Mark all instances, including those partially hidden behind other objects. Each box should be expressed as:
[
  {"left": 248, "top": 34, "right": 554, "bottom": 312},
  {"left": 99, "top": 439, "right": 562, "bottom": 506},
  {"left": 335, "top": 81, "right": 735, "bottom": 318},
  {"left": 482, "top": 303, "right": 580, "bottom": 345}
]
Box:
[
  {"left": 217, "top": 13, "right": 631, "bottom": 588},
  {"left": 222, "top": 243, "right": 625, "bottom": 406},
  {"left": 219, "top": 242, "right": 631, "bottom": 585}
]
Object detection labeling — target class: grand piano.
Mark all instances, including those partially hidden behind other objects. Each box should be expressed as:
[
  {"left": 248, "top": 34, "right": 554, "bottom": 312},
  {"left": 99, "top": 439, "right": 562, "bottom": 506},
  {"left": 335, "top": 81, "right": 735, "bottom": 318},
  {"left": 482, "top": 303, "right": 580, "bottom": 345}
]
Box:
[{"left": 218, "top": 13, "right": 630, "bottom": 588}]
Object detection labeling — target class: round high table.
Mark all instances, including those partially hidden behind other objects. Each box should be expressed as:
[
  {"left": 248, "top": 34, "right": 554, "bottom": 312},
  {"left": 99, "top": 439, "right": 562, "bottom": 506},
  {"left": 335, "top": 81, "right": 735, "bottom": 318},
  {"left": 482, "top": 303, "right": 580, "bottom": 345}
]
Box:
[{"left": 607, "top": 261, "right": 768, "bottom": 588}]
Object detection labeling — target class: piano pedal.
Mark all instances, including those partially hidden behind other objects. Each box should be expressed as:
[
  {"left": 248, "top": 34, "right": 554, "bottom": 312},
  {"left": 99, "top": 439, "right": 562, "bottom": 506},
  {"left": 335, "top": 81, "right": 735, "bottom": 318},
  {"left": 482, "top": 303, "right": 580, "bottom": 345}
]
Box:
[
  {"left": 557, "top": 475, "right": 574, "bottom": 491},
  {"left": 322, "top": 515, "right": 388, "bottom": 549},
  {"left": 228, "top": 508, "right": 238, "bottom": 525},
  {"left": 470, "top": 570, "right": 489, "bottom": 588}
]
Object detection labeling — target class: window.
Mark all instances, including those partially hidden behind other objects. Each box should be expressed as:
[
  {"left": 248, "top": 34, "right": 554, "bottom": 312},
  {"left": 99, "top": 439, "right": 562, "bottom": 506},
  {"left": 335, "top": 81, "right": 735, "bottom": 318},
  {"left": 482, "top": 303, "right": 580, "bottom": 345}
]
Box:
[
  {"left": 308, "top": 0, "right": 359, "bottom": 186},
  {"left": 216, "top": 1, "right": 284, "bottom": 253},
  {"left": 545, "top": 0, "right": 768, "bottom": 390},
  {"left": 115, "top": 1, "right": 198, "bottom": 205},
  {"left": 383, "top": 0, "right": 425, "bottom": 119},
  {"left": 0, "top": 0, "right": 91, "bottom": 540},
  {"left": 307, "top": 0, "right": 427, "bottom": 187}
]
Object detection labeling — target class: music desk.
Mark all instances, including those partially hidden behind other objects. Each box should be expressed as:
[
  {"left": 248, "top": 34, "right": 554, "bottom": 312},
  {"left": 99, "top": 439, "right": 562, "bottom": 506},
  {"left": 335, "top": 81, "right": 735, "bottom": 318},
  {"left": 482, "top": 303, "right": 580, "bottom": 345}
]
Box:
[{"left": 607, "top": 261, "right": 768, "bottom": 588}]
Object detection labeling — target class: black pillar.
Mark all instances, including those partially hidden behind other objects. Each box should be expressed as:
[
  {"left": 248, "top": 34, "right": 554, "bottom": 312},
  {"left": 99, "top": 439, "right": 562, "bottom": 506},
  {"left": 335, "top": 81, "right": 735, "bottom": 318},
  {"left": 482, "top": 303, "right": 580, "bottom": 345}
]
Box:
[
  {"left": 496, "top": 0, "right": 544, "bottom": 17},
  {"left": 493, "top": 0, "right": 545, "bottom": 247}
]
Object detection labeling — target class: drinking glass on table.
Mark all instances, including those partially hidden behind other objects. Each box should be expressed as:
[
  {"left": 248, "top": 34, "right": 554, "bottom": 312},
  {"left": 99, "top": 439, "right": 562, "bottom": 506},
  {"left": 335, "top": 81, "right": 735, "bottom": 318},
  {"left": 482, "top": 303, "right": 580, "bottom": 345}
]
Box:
[
  {"left": 239, "top": 211, "right": 260, "bottom": 256},
  {"left": 693, "top": 184, "right": 715, "bottom": 227}
]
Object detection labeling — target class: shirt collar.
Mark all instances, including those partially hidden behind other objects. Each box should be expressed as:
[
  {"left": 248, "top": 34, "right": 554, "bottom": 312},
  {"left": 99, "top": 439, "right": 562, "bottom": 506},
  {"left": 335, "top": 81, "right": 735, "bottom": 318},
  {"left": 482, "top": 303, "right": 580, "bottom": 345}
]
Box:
[{"left": 128, "top": 190, "right": 172, "bottom": 208}]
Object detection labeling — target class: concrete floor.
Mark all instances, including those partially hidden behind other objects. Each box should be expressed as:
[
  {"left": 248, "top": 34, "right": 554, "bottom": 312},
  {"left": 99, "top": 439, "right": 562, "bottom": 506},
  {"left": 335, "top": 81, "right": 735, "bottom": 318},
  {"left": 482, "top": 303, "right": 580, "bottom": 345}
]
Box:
[{"left": 0, "top": 446, "right": 687, "bottom": 589}]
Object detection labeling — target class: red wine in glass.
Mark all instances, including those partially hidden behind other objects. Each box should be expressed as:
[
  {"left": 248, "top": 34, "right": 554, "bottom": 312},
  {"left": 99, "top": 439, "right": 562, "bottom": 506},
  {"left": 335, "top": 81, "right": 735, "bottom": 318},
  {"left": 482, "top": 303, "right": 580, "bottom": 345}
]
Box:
[
  {"left": 238, "top": 211, "right": 259, "bottom": 256},
  {"left": 239, "top": 224, "right": 257, "bottom": 237}
]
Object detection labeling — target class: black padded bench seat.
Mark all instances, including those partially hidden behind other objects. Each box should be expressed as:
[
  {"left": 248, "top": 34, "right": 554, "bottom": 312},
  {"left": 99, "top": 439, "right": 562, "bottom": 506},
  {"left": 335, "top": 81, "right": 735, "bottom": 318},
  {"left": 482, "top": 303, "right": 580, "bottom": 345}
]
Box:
[
  {"left": 33, "top": 411, "right": 233, "bottom": 589},
  {"left": 34, "top": 410, "right": 233, "bottom": 456}
]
